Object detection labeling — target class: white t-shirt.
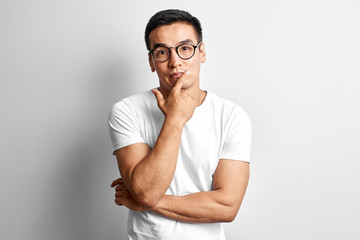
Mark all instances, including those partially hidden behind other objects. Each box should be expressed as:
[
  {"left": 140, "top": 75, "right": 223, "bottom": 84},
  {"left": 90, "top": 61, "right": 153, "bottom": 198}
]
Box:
[{"left": 108, "top": 90, "right": 252, "bottom": 240}]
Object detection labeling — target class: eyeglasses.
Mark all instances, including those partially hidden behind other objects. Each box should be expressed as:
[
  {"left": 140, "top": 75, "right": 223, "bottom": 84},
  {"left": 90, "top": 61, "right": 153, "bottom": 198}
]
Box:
[{"left": 149, "top": 41, "right": 202, "bottom": 62}]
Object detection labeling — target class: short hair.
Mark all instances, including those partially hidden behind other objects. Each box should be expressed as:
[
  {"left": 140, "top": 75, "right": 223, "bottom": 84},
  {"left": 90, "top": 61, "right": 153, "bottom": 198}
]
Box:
[{"left": 144, "top": 9, "right": 203, "bottom": 51}]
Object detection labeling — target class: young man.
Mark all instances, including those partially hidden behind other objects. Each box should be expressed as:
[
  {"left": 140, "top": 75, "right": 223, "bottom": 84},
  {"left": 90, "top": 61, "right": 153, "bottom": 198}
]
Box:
[{"left": 109, "top": 9, "right": 251, "bottom": 240}]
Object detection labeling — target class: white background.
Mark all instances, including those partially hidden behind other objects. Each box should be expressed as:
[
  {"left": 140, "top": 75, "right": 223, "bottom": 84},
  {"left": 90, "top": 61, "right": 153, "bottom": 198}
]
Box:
[{"left": 1, "top": 0, "right": 359, "bottom": 239}]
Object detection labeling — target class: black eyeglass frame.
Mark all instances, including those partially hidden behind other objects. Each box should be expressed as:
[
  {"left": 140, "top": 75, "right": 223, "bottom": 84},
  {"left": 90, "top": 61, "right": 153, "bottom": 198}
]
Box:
[{"left": 149, "top": 41, "right": 202, "bottom": 62}]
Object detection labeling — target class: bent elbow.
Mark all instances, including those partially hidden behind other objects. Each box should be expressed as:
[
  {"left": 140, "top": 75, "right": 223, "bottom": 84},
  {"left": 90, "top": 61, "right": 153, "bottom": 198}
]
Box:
[
  {"left": 137, "top": 195, "right": 160, "bottom": 209},
  {"left": 224, "top": 212, "right": 237, "bottom": 222},
  {"left": 130, "top": 182, "right": 160, "bottom": 209},
  {"left": 221, "top": 206, "right": 239, "bottom": 223},
  {"left": 131, "top": 188, "right": 161, "bottom": 209}
]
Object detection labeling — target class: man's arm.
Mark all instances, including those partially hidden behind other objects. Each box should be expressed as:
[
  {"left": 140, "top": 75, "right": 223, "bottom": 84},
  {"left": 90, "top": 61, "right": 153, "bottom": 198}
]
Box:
[
  {"left": 152, "top": 159, "right": 249, "bottom": 223},
  {"left": 114, "top": 72, "right": 196, "bottom": 209},
  {"left": 112, "top": 159, "right": 250, "bottom": 223}
]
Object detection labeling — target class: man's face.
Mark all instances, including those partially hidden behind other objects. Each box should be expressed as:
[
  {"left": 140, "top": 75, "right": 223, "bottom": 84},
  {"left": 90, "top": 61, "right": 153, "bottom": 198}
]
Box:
[{"left": 148, "top": 22, "right": 206, "bottom": 96}]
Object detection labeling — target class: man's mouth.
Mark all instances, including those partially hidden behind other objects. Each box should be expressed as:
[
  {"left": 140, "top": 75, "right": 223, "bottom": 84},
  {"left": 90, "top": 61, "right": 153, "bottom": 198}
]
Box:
[{"left": 169, "top": 72, "right": 184, "bottom": 79}]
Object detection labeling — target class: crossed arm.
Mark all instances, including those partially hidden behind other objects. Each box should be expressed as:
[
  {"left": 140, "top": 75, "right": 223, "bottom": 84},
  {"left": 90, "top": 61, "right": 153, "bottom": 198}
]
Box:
[
  {"left": 110, "top": 73, "right": 250, "bottom": 223},
  {"left": 111, "top": 125, "right": 250, "bottom": 223},
  {"left": 112, "top": 143, "right": 249, "bottom": 223}
]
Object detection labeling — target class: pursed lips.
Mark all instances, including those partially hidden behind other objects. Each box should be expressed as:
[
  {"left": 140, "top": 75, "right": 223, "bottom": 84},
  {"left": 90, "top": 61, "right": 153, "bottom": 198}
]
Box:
[{"left": 169, "top": 72, "right": 184, "bottom": 79}]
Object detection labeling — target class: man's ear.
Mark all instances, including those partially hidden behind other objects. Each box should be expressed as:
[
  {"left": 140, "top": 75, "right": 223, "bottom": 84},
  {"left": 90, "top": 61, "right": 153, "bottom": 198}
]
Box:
[
  {"left": 148, "top": 53, "right": 156, "bottom": 72},
  {"left": 199, "top": 42, "right": 206, "bottom": 63}
]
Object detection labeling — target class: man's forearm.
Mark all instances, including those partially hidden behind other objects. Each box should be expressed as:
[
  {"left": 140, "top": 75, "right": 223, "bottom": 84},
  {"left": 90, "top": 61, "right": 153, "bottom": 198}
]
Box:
[
  {"left": 114, "top": 159, "right": 249, "bottom": 220},
  {"left": 127, "top": 118, "right": 184, "bottom": 208},
  {"left": 118, "top": 75, "right": 197, "bottom": 209},
  {"left": 151, "top": 190, "right": 242, "bottom": 223}
]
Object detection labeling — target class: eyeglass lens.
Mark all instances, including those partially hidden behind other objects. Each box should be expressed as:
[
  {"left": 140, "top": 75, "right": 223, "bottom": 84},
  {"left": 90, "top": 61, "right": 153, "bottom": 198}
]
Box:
[{"left": 153, "top": 44, "right": 195, "bottom": 62}]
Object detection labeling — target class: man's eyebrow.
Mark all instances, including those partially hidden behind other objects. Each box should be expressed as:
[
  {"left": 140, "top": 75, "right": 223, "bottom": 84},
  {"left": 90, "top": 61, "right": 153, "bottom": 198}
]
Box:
[
  {"left": 152, "top": 43, "right": 167, "bottom": 50},
  {"left": 178, "top": 39, "right": 195, "bottom": 45},
  {"left": 151, "top": 39, "right": 196, "bottom": 50}
]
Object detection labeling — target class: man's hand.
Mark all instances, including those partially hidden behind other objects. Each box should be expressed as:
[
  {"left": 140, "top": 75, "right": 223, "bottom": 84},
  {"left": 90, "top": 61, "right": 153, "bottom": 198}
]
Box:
[
  {"left": 111, "top": 178, "right": 146, "bottom": 212},
  {"left": 152, "top": 71, "right": 196, "bottom": 126}
]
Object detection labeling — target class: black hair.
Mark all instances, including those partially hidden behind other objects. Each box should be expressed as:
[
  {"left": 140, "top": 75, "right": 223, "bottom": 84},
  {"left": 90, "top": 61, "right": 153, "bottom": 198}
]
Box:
[{"left": 144, "top": 9, "right": 203, "bottom": 51}]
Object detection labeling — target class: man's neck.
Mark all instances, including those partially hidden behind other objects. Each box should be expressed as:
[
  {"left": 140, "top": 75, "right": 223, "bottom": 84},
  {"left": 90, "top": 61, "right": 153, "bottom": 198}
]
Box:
[{"left": 194, "top": 89, "right": 207, "bottom": 107}]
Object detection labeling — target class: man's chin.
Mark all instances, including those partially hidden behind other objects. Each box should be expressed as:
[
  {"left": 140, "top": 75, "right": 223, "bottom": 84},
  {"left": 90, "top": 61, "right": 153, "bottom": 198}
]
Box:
[{"left": 180, "top": 82, "right": 190, "bottom": 89}]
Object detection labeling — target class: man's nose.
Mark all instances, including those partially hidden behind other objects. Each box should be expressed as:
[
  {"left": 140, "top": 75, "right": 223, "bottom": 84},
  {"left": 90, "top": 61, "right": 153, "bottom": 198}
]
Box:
[{"left": 168, "top": 48, "right": 182, "bottom": 68}]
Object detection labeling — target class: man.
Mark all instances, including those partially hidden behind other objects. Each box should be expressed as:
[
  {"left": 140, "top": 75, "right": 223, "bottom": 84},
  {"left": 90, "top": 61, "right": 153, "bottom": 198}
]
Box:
[{"left": 109, "top": 9, "right": 251, "bottom": 240}]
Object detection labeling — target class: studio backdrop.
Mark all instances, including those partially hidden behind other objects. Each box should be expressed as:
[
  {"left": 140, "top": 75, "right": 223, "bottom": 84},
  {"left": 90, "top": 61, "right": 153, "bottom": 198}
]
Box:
[{"left": 1, "top": 0, "right": 359, "bottom": 239}]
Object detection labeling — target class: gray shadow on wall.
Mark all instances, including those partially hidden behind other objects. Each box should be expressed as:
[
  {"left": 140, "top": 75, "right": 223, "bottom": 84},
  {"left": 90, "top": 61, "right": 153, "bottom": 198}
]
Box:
[{"left": 33, "top": 56, "right": 135, "bottom": 240}]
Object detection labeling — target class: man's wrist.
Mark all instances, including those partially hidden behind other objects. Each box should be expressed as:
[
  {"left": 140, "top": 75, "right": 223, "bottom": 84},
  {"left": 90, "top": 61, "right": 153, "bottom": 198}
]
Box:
[{"left": 163, "top": 117, "right": 186, "bottom": 131}]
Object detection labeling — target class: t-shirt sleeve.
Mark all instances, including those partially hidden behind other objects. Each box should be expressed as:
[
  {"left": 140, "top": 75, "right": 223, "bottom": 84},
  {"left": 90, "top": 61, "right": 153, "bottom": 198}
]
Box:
[
  {"left": 220, "top": 107, "right": 252, "bottom": 163},
  {"left": 108, "top": 100, "right": 145, "bottom": 154}
]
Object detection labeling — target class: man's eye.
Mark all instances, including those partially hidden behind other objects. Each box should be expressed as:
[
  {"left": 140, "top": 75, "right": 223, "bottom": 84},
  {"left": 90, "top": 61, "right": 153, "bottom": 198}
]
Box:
[
  {"left": 159, "top": 50, "right": 167, "bottom": 55},
  {"left": 181, "top": 46, "right": 189, "bottom": 51}
]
